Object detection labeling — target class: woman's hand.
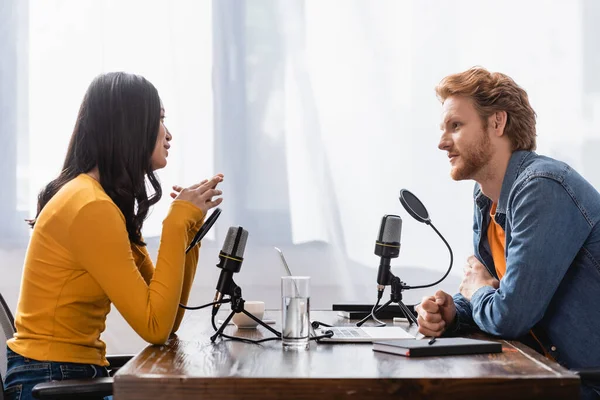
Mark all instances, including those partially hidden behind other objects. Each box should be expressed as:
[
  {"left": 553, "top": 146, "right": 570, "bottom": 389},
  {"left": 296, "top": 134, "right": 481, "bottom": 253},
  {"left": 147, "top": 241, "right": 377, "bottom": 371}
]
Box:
[{"left": 171, "top": 174, "right": 224, "bottom": 215}]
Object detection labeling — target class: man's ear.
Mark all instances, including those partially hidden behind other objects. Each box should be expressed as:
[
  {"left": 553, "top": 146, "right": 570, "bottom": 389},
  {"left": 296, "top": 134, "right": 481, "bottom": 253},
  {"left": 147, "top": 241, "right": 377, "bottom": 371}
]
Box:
[{"left": 492, "top": 111, "right": 507, "bottom": 136}]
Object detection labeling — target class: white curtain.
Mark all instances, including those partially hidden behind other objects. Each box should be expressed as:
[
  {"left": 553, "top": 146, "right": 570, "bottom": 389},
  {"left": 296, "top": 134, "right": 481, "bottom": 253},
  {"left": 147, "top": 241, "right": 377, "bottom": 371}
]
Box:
[
  {"left": 27, "top": 0, "right": 214, "bottom": 238},
  {"left": 19, "top": 0, "right": 600, "bottom": 307}
]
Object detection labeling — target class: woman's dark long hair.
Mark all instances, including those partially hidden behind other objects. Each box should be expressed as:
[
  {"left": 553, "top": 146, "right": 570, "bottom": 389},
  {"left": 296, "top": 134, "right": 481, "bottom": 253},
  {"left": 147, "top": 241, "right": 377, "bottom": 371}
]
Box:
[{"left": 32, "top": 72, "right": 162, "bottom": 246}]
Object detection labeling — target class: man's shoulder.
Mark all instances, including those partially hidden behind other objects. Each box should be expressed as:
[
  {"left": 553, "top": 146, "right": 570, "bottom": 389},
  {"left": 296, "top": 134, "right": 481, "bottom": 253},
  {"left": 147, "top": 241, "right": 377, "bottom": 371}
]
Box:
[
  {"left": 511, "top": 153, "right": 600, "bottom": 223},
  {"left": 517, "top": 153, "right": 571, "bottom": 182},
  {"left": 515, "top": 153, "right": 597, "bottom": 195}
]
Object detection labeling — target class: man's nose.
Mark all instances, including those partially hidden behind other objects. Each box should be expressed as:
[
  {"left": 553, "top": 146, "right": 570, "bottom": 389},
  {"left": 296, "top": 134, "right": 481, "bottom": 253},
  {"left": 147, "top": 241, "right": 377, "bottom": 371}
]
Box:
[{"left": 438, "top": 133, "right": 451, "bottom": 151}]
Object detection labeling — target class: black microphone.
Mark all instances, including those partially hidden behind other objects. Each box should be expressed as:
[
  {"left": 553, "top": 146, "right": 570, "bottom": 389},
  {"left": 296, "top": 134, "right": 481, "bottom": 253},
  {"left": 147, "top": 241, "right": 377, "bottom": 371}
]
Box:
[
  {"left": 212, "top": 226, "right": 248, "bottom": 316},
  {"left": 374, "top": 215, "right": 402, "bottom": 293}
]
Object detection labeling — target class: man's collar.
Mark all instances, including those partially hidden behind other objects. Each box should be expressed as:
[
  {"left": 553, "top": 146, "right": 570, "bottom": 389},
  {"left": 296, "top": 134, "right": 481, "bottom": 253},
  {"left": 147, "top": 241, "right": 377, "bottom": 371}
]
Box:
[
  {"left": 497, "top": 150, "right": 533, "bottom": 214},
  {"left": 474, "top": 150, "right": 534, "bottom": 213}
]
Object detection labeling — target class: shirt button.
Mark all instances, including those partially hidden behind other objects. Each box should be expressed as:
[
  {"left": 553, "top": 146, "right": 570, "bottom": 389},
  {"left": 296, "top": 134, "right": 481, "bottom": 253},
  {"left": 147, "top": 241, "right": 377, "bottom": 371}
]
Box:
[{"left": 551, "top": 346, "right": 557, "bottom": 352}]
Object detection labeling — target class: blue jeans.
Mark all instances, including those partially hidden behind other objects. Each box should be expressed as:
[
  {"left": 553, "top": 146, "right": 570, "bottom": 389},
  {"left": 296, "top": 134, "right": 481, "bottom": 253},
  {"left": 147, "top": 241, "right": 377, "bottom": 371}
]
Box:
[{"left": 3, "top": 346, "right": 112, "bottom": 400}]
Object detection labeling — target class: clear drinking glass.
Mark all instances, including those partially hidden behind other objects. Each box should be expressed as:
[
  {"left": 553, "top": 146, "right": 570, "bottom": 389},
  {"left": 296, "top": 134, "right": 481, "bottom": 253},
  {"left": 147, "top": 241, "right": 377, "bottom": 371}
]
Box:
[{"left": 281, "top": 276, "right": 310, "bottom": 351}]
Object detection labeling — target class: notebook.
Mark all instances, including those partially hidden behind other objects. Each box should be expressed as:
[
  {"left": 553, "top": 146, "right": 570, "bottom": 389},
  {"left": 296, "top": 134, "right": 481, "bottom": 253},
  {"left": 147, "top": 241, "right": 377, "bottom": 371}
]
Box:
[
  {"left": 316, "top": 326, "right": 414, "bottom": 343},
  {"left": 372, "top": 337, "right": 502, "bottom": 357}
]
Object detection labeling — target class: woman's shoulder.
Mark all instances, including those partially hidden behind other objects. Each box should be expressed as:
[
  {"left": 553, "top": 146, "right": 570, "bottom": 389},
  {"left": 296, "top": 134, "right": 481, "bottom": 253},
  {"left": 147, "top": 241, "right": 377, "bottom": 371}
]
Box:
[
  {"left": 44, "top": 175, "right": 120, "bottom": 220},
  {"left": 32, "top": 175, "right": 125, "bottom": 238}
]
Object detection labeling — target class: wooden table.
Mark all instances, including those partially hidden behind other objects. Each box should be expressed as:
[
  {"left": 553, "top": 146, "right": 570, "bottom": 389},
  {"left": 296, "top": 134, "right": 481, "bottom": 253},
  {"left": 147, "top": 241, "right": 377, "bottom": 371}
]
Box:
[{"left": 113, "top": 309, "right": 579, "bottom": 399}]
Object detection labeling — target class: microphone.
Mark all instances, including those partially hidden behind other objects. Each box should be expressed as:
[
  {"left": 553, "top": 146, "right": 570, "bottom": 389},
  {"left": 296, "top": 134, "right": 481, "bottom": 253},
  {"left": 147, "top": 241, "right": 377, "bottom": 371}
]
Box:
[
  {"left": 374, "top": 215, "right": 402, "bottom": 293},
  {"left": 212, "top": 226, "right": 248, "bottom": 316}
]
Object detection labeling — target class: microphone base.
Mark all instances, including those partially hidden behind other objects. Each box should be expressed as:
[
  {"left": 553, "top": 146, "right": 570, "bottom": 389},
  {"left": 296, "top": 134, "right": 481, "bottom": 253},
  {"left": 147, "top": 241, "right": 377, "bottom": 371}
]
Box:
[
  {"left": 355, "top": 298, "right": 417, "bottom": 327},
  {"left": 356, "top": 274, "right": 418, "bottom": 327},
  {"left": 210, "top": 284, "right": 282, "bottom": 342}
]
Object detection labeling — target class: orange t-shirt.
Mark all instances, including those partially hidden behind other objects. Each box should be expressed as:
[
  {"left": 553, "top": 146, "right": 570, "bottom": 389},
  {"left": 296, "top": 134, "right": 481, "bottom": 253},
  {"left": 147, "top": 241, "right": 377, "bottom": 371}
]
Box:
[{"left": 487, "top": 203, "right": 506, "bottom": 279}]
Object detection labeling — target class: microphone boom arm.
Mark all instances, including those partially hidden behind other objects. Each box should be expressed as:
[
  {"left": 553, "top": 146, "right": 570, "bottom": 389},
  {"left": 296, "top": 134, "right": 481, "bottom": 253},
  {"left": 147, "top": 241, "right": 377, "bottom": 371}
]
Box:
[{"left": 402, "top": 220, "right": 453, "bottom": 290}]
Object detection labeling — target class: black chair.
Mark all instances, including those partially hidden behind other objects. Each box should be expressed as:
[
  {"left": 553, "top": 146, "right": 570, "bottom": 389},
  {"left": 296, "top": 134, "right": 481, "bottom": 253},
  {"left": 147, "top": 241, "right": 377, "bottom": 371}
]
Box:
[
  {"left": 0, "top": 292, "right": 132, "bottom": 399},
  {"left": 0, "top": 292, "right": 16, "bottom": 400},
  {"left": 1, "top": 369, "right": 5, "bottom": 400},
  {"left": 576, "top": 369, "right": 600, "bottom": 393}
]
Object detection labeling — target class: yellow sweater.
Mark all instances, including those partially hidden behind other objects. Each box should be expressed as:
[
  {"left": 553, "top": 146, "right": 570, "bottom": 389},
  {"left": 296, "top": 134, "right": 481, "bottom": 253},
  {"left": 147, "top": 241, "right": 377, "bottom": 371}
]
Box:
[{"left": 7, "top": 174, "right": 203, "bottom": 366}]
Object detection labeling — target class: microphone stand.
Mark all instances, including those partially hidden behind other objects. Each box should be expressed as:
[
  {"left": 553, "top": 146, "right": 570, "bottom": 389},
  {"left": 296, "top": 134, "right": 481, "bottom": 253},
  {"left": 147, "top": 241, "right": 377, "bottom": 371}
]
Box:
[
  {"left": 356, "top": 218, "right": 454, "bottom": 328},
  {"left": 210, "top": 279, "right": 281, "bottom": 342},
  {"left": 356, "top": 272, "right": 417, "bottom": 327}
]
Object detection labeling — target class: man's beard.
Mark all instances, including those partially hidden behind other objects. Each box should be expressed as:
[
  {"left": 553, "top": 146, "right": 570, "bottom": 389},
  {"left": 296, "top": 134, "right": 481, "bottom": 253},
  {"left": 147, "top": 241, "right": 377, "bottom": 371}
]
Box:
[{"left": 450, "top": 132, "right": 492, "bottom": 181}]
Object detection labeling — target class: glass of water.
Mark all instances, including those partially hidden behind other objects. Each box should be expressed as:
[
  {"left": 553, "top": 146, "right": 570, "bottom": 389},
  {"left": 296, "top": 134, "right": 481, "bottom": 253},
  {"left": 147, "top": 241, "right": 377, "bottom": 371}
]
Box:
[{"left": 281, "top": 276, "right": 310, "bottom": 351}]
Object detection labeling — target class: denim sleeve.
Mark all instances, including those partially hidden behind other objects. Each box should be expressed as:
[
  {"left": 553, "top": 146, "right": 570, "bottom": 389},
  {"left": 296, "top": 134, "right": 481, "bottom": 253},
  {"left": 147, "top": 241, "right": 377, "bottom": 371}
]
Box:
[
  {"left": 444, "top": 193, "right": 481, "bottom": 336},
  {"left": 443, "top": 293, "right": 479, "bottom": 336},
  {"left": 470, "top": 177, "right": 592, "bottom": 338}
]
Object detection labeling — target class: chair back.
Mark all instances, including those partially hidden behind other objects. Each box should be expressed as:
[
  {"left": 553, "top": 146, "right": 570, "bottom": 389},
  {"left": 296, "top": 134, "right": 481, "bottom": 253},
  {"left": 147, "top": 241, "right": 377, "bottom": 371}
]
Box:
[
  {"left": 0, "top": 292, "right": 15, "bottom": 390},
  {"left": 1, "top": 369, "right": 5, "bottom": 400}
]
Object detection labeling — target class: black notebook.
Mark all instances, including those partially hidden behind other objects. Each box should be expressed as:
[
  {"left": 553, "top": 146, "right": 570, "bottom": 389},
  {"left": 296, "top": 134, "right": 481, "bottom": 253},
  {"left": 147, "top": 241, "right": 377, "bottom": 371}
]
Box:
[{"left": 372, "top": 337, "right": 502, "bottom": 357}]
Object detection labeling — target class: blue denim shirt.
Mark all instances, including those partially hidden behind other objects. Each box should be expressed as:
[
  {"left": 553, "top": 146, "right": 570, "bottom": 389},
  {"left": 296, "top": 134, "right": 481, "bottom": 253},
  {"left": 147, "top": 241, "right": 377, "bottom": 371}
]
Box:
[{"left": 450, "top": 150, "right": 600, "bottom": 370}]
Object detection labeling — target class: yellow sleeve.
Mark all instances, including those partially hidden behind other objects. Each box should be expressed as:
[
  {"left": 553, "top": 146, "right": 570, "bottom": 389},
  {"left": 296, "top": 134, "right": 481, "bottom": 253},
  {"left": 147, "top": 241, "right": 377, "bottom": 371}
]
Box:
[
  {"left": 70, "top": 199, "right": 203, "bottom": 344},
  {"left": 171, "top": 244, "right": 199, "bottom": 333},
  {"left": 134, "top": 222, "right": 204, "bottom": 333},
  {"left": 132, "top": 244, "right": 154, "bottom": 285}
]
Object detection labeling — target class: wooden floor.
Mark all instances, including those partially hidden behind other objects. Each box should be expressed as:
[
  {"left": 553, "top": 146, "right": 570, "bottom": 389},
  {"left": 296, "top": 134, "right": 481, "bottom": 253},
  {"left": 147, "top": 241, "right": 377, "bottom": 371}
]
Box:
[{"left": 0, "top": 242, "right": 460, "bottom": 355}]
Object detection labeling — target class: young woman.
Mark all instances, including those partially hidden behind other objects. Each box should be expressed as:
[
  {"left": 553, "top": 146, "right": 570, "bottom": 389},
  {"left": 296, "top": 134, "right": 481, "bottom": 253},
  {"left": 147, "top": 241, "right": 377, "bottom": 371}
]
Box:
[{"left": 3, "top": 72, "right": 223, "bottom": 400}]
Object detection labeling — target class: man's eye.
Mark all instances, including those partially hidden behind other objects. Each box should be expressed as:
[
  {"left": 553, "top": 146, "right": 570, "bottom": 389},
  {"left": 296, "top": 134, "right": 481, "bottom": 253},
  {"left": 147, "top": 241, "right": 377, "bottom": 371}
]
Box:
[{"left": 452, "top": 122, "right": 460, "bottom": 130}]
